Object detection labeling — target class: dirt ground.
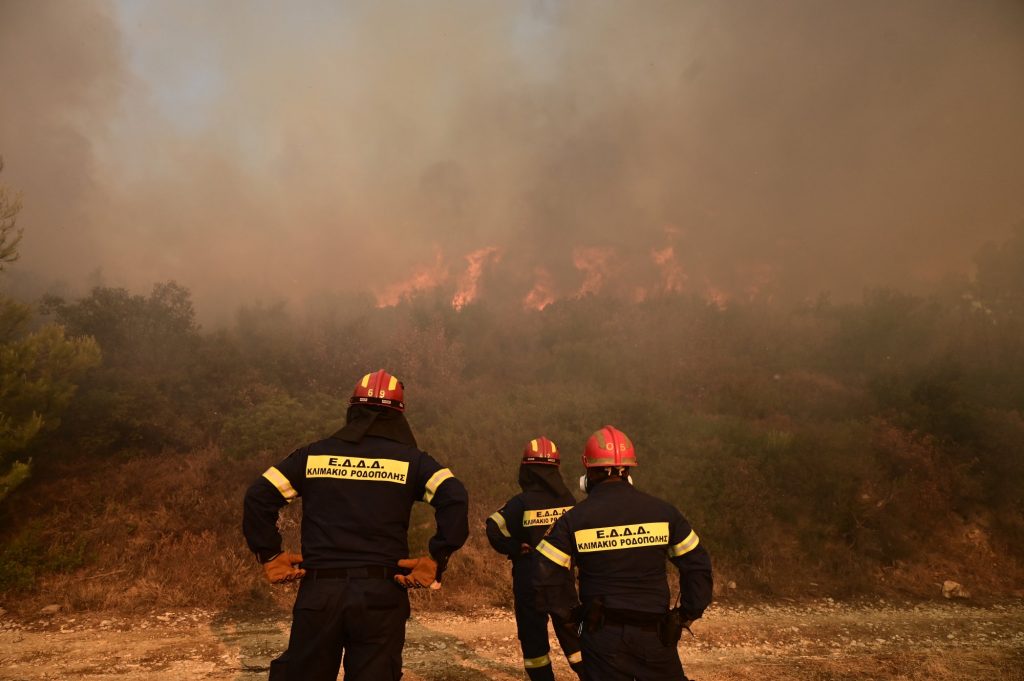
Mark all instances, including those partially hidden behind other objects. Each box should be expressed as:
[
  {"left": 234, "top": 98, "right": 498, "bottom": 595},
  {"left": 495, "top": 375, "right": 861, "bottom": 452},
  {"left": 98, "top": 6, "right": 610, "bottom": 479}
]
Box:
[{"left": 1, "top": 600, "right": 1022, "bottom": 680}]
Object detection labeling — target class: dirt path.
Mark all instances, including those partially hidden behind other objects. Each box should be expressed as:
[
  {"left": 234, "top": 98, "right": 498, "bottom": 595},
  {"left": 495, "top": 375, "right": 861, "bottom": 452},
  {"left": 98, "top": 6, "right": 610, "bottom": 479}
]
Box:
[{"left": 1, "top": 600, "right": 1022, "bottom": 680}]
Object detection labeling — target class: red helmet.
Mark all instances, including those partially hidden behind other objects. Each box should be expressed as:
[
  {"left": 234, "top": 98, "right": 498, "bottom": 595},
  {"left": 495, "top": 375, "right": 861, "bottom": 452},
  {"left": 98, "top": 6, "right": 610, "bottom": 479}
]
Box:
[
  {"left": 522, "top": 436, "right": 560, "bottom": 465},
  {"left": 582, "top": 425, "right": 638, "bottom": 468},
  {"left": 350, "top": 369, "right": 405, "bottom": 412}
]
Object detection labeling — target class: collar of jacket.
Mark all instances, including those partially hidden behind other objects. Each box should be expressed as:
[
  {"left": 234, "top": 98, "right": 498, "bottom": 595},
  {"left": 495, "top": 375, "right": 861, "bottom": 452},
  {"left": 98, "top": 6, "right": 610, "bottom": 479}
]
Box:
[
  {"left": 588, "top": 475, "right": 631, "bottom": 496},
  {"left": 332, "top": 405, "right": 418, "bottom": 447}
]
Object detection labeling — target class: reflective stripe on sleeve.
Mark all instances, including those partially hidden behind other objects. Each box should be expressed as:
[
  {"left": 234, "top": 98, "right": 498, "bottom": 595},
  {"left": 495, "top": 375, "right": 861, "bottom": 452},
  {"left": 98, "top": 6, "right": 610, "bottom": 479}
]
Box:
[
  {"left": 524, "top": 653, "right": 551, "bottom": 668},
  {"left": 489, "top": 512, "right": 511, "bottom": 538},
  {"left": 262, "top": 467, "right": 298, "bottom": 502},
  {"left": 567, "top": 650, "right": 582, "bottom": 664},
  {"left": 667, "top": 530, "right": 699, "bottom": 557},
  {"left": 423, "top": 468, "right": 454, "bottom": 503},
  {"left": 535, "top": 540, "right": 571, "bottom": 569}
]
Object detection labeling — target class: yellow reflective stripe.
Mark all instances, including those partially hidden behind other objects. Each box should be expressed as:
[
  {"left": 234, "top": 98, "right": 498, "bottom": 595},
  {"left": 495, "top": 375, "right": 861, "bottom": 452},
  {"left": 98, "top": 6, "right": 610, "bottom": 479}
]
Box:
[
  {"left": 668, "top": 530, "right": 700, "bottom": 557},
  {"left": 423, "top": 468, "right": 454, "bottom": 503},
  {"left": 262, "top": 467, "right": 298, "bottom": 502},
  {"left": 489, "top": 512, "right": 511, "bottom": 538},
  {"left": 388, "top": 375, "right": 398, "bottom": 391},
  {"left": 360, "top": 373, "right": 371, "bottom": 388},
  {"left": 567, "top": 650, "right": 582, "bottom": 664},
  {"left": 530, "top": 439, "right": 539, "bottom": 452},
  {"left": 536, "top": 540, "right": 571, "bottom": 569},
  {"left": 524, "top": 654, "right": 551, "bottom": 668},
  {"left": 551, "top": 442, "right": 557, "bottom": 453}
]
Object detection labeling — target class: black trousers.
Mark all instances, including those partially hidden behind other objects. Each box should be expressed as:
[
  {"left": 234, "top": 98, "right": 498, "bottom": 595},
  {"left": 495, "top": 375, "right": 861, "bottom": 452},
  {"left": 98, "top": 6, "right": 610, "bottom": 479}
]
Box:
[
  {"left": 268, "top": 575, "right": 410, "bottom": 681},
  {"left": 580, "top": 622, "right": 686, "bottom": 681},
  {"left": 515, "top": 593, "right": 585, "bottom": 681}
]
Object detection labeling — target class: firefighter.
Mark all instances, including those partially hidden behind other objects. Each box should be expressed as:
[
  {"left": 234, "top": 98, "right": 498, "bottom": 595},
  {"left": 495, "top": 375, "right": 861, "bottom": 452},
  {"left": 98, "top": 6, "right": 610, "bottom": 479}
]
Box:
[
  {"left": 533, "top": 426, "right": 712, "bottom": 681},
  {"left": 242, "top": 370, "right": 470, "bottom": 681},
  {"left": 485, "top": 437, "right": 590, "bottom": 681}
]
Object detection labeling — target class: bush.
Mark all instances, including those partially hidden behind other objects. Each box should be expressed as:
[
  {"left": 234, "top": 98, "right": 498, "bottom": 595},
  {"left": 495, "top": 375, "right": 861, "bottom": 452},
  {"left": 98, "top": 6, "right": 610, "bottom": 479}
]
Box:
[{"left": 0, "top": 519, "right": 87, "bottom": 592}]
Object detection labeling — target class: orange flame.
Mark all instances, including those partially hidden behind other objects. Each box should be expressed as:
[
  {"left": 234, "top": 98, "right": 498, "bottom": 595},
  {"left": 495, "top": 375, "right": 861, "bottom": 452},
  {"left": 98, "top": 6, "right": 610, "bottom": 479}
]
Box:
[
  {"left": 704, "top": 280, "right": 730, "bottom": 309},
  {"left": 452, "top": 246, "right": 500, "bottom": 310},
  {"left": 523, "top": 267, "right": 555, "bottom": 311},
  {"left": 375, "top": 248, "right": 448, "bottom": 307},
  {"left": 651, "top": 245, "right": 687, "bottom": 294},
  {"left": 573, "top": 246, "right": 614, "bottom": 297}
]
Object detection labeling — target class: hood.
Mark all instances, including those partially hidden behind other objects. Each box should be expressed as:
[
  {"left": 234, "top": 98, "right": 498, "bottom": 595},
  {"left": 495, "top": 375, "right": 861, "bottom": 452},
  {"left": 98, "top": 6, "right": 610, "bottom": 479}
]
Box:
[
  {"left": 518, "top": 463, "right": 572, "bottom": 498},
  {"left": 332, "top": 404, "right": 418, "bottom": 447}
]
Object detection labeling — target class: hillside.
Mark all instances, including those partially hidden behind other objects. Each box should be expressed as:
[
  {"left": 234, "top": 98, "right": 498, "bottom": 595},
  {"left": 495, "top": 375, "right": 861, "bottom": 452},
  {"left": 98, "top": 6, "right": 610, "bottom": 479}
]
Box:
[{"left": 1, "top": 232, "right": 1023, "bottom": 611}]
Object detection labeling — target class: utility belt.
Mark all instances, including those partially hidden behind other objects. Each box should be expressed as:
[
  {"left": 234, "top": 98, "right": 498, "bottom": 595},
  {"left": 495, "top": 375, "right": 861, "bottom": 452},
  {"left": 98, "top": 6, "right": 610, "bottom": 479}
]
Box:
[
  {"left": 603, "top": 607, "right": 663, "bottom": 631},
  {"left": 580, "top": 599, "right": 687, "bottom": 646},
  {"left": 305, "top": 566, "right": 397, "bottom": 580}
]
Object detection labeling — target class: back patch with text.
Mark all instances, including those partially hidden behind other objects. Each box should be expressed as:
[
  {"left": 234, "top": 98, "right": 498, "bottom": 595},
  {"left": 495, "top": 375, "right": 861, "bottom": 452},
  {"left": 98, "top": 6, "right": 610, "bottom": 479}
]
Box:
[
  {"left": 522, "top": 506, "right": 572, "bottom": 527},
  {"left": 574, "top": 522, "right": 669, "bottom": 553},
  {"left": 306, "top": 455, "right": 409, "bottom": 484}
]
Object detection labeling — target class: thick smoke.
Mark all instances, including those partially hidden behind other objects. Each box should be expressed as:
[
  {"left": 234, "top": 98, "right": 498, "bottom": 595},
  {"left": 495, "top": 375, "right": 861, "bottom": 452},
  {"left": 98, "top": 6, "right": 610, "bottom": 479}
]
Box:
[{"left": 2, "top": 0, "right": 1023, "bottom": 317}]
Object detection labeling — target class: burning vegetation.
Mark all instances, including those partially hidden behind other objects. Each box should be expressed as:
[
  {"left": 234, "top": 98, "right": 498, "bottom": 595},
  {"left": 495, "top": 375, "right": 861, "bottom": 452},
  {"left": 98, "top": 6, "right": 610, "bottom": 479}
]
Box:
[
  {"left": 1, "top": 0, "right": 1023, "bottom": 622},
  {"left": 1, "top": 227, "right": 1024, "bottom": 611}
]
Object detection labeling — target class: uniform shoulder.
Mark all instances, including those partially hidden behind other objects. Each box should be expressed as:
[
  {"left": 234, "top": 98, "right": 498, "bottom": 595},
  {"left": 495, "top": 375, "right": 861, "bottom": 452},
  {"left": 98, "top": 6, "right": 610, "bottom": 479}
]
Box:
[
  {"left": 504, "top": 492, "right": 526, "bottom": 509},
  {"left": 560, "top": 495, "right": 593, "bottom": 520},
  {"left": 284, "top": 442, "right": 314, "bottom": 458},
  {"left": 632, "top": 486, "right": 683, "bottom": 516}
]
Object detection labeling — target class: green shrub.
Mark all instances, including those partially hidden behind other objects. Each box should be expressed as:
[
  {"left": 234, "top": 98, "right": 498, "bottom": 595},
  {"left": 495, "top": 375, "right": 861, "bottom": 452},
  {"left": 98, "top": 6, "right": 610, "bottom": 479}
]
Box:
[{"left": 0, "top": 520, "right": 87, "bottom": 592}]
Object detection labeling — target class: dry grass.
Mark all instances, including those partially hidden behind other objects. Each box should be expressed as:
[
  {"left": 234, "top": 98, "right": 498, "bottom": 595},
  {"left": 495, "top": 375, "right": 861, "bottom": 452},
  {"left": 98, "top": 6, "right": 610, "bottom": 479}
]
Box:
[
  {"left": 1, "top": 444, "right": 1022, "bottom": 616},
  {"left": 1, "top": 446, "right": 515, "bottom": 614},
  {"left": 4, "top": 447, "right": 269, "bottom": 613}
]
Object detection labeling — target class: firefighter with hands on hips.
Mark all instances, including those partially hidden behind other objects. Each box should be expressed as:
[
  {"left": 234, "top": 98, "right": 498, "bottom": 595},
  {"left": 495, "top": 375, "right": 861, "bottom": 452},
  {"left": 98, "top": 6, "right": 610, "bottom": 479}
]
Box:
[
  {"left": 242, "top": 370, "right": 470, "bottom": 681},
  {"left": 533, "top": 426, "right": 713, "bottom": 681},
  {"left": 486, "top": 437, "right": 591, "bottom": 681}
]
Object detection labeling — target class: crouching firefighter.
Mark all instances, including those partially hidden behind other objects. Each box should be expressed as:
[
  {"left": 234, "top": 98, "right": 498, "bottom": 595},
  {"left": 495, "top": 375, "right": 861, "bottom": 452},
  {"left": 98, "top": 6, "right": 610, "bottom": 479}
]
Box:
[
  {"left": 486, "top": 437, "right": 590, "bottom": 681},
  {"left": 533, "top": 426, "right": 713, "bottom": 681},
  {"left": 242, "top": 370, "right": 470, "bottom": 681}
]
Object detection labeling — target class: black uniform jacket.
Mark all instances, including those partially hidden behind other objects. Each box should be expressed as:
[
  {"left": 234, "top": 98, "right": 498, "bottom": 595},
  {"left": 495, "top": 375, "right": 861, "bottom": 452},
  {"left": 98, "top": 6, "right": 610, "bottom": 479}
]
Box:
[
  {"left": 485, "top": 465, "right": 577, "bottom": 597},
  {"left": 534, "top": 478, "right": 712, "bottom": 620},
  {"left": 243, "top": 434, "right": 469, "bottom": 570}
]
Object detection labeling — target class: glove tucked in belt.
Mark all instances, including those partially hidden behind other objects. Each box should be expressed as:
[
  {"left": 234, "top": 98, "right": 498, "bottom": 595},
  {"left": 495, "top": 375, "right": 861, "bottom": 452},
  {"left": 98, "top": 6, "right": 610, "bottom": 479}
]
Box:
[
  {"left": 263, "top": 551, "right": 305, "bottom": 584},
  {"left": 394, "top": 556, "right": 438, "bottom": 589}
]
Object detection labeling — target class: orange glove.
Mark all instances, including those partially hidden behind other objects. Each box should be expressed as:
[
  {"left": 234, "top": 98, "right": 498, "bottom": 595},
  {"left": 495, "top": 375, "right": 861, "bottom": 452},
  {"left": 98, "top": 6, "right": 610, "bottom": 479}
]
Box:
[
  {"left": 394, "top": 556, "right": 437, "bottom": 589},
  {"left": 263, "top": 551, "right": 305, "bottom": 584}
]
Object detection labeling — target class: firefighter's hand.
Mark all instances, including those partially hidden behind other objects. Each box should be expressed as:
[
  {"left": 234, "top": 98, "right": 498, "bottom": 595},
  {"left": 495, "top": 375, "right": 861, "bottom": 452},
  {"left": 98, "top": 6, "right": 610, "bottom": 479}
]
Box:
[
  {"left": 263, "top": 552, "right": 305, "bottom": 584},
  {"left": 395, "top": 556, "right": 437, "bottom": 589}
]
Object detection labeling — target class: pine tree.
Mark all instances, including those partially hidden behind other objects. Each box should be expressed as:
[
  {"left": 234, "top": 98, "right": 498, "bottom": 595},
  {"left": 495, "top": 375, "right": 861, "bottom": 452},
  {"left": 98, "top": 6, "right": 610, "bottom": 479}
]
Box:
[{"left": 0, "top": 157, "right": 23, "bottom": 271}]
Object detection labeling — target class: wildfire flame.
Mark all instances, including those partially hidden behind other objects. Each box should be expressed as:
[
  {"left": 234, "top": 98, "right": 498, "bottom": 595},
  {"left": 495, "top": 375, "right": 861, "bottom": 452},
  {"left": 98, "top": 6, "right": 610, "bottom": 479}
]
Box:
[
  {"left": 573, "top": 246, "right": 614, "bottom": 298},
  {"left": 523, "top": 267, "right": 556, "bottom": 311},
  {"left": 372, "top": 240, "right": 762, "bottom": 312},
  {"left": 704, "top": 280, "right": 730, "bottom": 309},
  {"left": 452, "top": 246, "right": 500, "bottom": 310},
  {"left": 651, "top": 245, "right": 687, "bottom": 294},
  {"left": 374, "top": 248, "right": 448, "bottom": 307}
]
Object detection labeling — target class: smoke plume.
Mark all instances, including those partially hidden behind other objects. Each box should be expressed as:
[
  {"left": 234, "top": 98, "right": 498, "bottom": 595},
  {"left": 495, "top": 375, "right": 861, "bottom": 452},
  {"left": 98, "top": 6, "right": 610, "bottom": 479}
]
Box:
[{"left": 2, "top": 0, "right": 1023, "bottom": 318}]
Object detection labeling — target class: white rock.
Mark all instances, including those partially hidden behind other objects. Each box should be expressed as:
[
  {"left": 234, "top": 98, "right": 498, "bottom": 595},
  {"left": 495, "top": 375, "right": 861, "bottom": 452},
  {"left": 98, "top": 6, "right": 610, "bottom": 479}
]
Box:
[{"left": 39, "top": 605, "right": 61, "bottom": 615}]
